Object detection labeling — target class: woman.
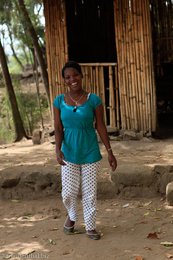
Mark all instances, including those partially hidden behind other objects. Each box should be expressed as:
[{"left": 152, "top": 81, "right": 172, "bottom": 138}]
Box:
[{"left": 53, "top": 61, "right": 117, "bottom": 240}]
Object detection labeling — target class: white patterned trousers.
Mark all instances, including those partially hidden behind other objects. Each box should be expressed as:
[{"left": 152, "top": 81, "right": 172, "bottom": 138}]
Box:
[{"left": 61, "top": 161, "right": 101, "bottom": 231}]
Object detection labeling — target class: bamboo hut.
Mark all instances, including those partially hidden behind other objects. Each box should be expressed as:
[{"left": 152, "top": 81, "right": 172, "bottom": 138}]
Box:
[{"left": 43, "top": 0, "right": 173, "bottom": 136}]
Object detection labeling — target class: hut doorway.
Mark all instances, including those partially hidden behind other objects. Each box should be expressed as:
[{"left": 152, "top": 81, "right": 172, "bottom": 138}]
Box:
[
  {"left": 65, "top": 0, "right": 117, "bottom": 126},
  {"left": 65, "top": 0, "right": 116, "bottom": 63},
  {"left": 151, "top": 1, "right": 173, "bottom": 138}
]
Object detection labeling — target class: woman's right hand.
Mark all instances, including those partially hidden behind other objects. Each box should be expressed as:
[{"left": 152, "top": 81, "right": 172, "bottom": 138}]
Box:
[
  {"left": 108, "top": 153, "right": 117, "bottom": 172},
  {"left": 56, "top": 150, "right": 66, "bottom": 165}
]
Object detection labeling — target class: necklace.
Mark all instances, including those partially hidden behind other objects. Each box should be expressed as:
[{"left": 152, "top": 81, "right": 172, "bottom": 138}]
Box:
[{"left": 68, "top": 91, "right": 85, "bottom": 112}]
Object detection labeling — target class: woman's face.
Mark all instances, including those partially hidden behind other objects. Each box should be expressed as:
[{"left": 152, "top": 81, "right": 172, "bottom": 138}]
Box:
[{"left": 64, "top": 68, "right": 83, "bottom": 91}]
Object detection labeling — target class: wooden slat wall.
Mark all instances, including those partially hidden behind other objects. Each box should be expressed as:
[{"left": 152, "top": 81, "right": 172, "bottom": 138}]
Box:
[
  {"left": 43, "top": 0, "right": 68, "bottom": 106},
  {"left": 80, "top": 63, "right": 120, "bottom": 128},
  {"left": 114, "top": 0, "right": 156, "bottom": 133}
]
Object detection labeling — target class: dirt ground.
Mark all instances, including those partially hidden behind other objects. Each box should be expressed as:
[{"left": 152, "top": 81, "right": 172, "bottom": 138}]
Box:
[{"left": 1, "top": 139, "right": 173, "bottom": 260}]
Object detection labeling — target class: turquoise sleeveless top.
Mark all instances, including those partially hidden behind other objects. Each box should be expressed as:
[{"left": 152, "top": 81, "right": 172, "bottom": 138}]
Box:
[{"left": 53, "top": 93, "right": 102, "bottom": 164}]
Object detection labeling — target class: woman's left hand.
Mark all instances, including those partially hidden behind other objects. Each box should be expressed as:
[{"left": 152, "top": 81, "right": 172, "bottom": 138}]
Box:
[{"left": 108, "top": 153, "right": 117, "bottom": 171}]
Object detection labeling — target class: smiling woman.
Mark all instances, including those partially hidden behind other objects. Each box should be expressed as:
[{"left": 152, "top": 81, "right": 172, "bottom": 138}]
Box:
[{"left": 53, "top": 61, "right": 117, "bottom": 240}]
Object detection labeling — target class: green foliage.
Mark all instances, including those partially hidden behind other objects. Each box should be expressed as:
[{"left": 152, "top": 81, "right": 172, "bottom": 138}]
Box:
[
  {"left": 0, "top": 0, "right": 45, "bottom": 66},
  {"left": 0, "top": 80, "right": 49, "bottom": 144},
  {"left": 0, "top": 0, "right": 13, "bottom": 24},
  {"left": 8, "top": 49, "right": 32, "bottom": 74},
  {"left": 0, "top": 0, "right": 48, "bottom": 144},
  {"left": 8, "top": 55, "right": 23, "bottom": 74},
  {"left": 16, "top": 90, "right": 48, "bottom": 136},
  {"left": 0, "top": 95, "right": 15, "bottom": 143}
]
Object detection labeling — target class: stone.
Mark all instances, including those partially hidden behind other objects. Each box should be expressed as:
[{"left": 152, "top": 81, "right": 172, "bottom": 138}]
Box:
[
  {"left": 110, "top": 164, "right": 157, "bottom": 198},
  {"left": 153, "top": 165, "right": 173, "bottom": 194},
  {"left": 0, "top": 171, "right": 21, "bottom": 188},
  {"left": 32, "top": 129, "right": 42, "bottom": 145},
  {"left": 0, "top": 165, "right": 61, "bottom": 199},
  {"left": 166, "top": 182, "right": 173, "bottom": 206},
  {"left": 119, "top": 130, "right": 145, "bottom": 140}
]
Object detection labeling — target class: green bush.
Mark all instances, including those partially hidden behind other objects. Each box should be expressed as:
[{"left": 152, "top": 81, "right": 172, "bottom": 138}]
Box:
[
  {"left": 17, "top": 91, "right": 49, "bottom": 135},
  {"left": 0, "top": 96, "right": 15, "bottom": 144},
  {"left": 0, "top": 85, "right": 49, "bottom": 144}
]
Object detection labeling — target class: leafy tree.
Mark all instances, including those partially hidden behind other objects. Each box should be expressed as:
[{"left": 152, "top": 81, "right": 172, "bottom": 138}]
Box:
[
  {"left": 0, "top": 39, "right": 29, "bottom": 141},
  {"left": 0, "top": 0, "right": 49, "bottom": 99},
  {"left": 0, "top": 0, "right": 25, "bottom": 71},
  {"left": 7, "top": 24, "right": 24, "bottom": 70},
  {"left": 16, "top": 0, "right": 50, "bottom": 104},
  {"left": 0, "top": 0, "right": 50, "bottom": 142}
]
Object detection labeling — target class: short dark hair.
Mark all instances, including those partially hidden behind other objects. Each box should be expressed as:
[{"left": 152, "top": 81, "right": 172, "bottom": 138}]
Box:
[{"left": 62, "top": 61, "right": 82, "bottom": 78}]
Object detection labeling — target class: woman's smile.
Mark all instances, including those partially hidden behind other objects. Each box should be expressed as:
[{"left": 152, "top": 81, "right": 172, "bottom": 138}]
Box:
[
  {"left": 71, "top": 82, "right": 77, "bottom": 85},
  {"left": 71, "top": 82, "right": 78, "bottom": 87}
]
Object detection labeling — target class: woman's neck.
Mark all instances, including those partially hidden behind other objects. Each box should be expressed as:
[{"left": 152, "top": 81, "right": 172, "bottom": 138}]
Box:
[{"left": 68, "top": 89, "right": 84, "bottom": 97}]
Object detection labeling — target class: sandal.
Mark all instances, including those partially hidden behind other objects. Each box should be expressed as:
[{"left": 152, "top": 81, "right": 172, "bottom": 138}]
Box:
[
  {"left": 63, "top": 216, "right": 75, "bottom": 234},
  {"left": 63, "top": 217, "right": 84, "bottom": 235},
  {"left": 63, "top": 224, "right": 75, "bottom": 234},
  {"left": 63, "top": 225, "right": 84, "bottom": 235},
  {"left": 86, "top": 230, "right": 101, "bottom": 240}
]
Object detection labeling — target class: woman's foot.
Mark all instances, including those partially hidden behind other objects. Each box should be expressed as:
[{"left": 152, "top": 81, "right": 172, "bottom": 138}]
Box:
[
  {"left": 64, "top": 216, "right": 75, "bottom": 228},
  {"left": 63, "top": 216, "right": 75, "bottom": 234},
  {"left": 86, "top": 230, "right": 101, "bottom": 240}
]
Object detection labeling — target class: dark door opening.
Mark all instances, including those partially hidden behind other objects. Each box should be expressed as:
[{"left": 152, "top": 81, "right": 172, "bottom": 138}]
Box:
[
  {"left": 65, "top": 0, "right": 116, "bottom": 63},
  {"left": 150, "top": 1, "right": 173, "bottom": 138},
  {"left": 155, "top": 63, "right": 173, "bottom": 138}
]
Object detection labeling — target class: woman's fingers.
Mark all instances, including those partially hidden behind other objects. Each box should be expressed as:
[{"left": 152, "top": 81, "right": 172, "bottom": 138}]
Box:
[
  {"left": 111, "top": 161, "right": 117, "bottom": 171},
  {"left": 56, "top": 153, "right": 66, "bottom": 165},
  {"left": 109, "top": 156, "right": 117, "bottom": 171},
  {"left": 57, "top": 158, "right": 66, "bottom": 165}
]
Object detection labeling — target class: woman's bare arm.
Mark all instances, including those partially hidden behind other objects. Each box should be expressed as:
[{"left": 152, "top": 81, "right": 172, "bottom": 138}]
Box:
[
  {"left": 95, "top": 104, "right": 117, "bottom": 171},
  {"left": 53, "top": 107, "right": 66, "bottom": 165}
]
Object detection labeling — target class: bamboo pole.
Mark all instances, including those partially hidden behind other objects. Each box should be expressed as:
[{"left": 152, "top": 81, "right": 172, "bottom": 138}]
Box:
[
  {"left": 99, "top": 66, "right": 107, "bottom": 124},
  {"left": 114, "top": 0, "right": 129, "bottom": 129},
  {"left": 82, "top": 66, "right": 87, "bottom": 91},
  {"left": 128, "top": 2, "right": 138, "bottom": 130},
  {"left": 115, "top": 65, "right": 120, "bottom": 129},
  {"left": 55, "top": 2, "right": 61, "bottom": 94},
  {"left": 90, "top": 66, "right": 94, "bottom": 93},
  {"left": 126, "top": 3, "right": 136, "bottom": 130},
  {"left": 87, "top": 66, "right": 91, "bottom": 92},
  {"left": 109, "top": 66, "right": 116, "bottom": 127},
  {"left": 62, "top": 0, "right": 68, "bottom": 62},
  {"left": 80, "top": 62, "right": 117, "bottom": 66},
  {"left": 138, "top": 0, "right": 147, "bottom": 132},
  {"left": 146, "top": 0, "right": 157, "bottom": 132},
  {"left": 133, "top": 0, "right": 143, "bottom": 131},
  {"left": 95, "top": 66, "right": 99, "bottom": 96},
  {"left": 142, "top": 0, "right": 152, "bottom": 134},
  {"left": 92, "top": 67, "right": 96, "bottom": 94},
  {"left": 131, "top": 2, "right": 140, "bottom": 131},
  {"left": 123, "top": 0, "right": 130, "bottom": 128},
  {"left": 50, "top": 1, "right": 57, "bottom": 99}
]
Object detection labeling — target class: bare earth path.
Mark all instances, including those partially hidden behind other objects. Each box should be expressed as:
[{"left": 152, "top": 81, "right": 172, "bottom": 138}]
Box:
[{"left": 0, "top": 139, "right": 173, "bottom": 260}]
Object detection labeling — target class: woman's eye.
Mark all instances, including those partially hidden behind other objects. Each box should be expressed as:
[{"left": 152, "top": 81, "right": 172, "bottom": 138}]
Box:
[
  {"left": 64, "top": 76, "right": 71, "bottom": 80},
  {"left": 65, "top": 74, "right": 80, "bottom": 80}
]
